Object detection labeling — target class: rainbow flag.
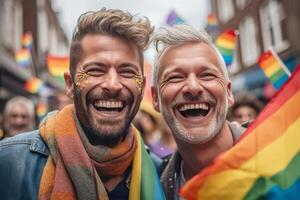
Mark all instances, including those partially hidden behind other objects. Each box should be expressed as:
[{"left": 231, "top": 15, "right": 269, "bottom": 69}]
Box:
[
  {"left": 47, "top": 54, "right": 69, "bottom": 77},
  {"left": 37, "top": 101, "right": 47, "bottom": 120},
  {"left": 15, "top": 48, "right": 31, "bottom": 67},
  {"left": 166, "top": 10, "right": 185, "bottom": 26},
  {"left": 258, "top": 50, "right": 291, "bottom": 90},
  {"left": 215, "top": 29, "right": 238, "bottom": 67},
  {"left": 181, "top": 67, "right": 300, "bottom": 200},
  {"left": 130, "top": 128, "right": 165, "bottom": 199},
  {"left": 24, "top": 77, "right": 44, "bottom": 94},
  {"left": 207, "top": 14, "right": 218, "bottom": 26},
  {"left": 22, "top": 32, "right": 33, "bottom": 49}
]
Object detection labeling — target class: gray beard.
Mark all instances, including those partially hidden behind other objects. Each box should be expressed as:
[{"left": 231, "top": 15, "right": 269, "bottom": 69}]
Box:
[{"left": 160, "top": 96, "right": 228, "bottom": 145}]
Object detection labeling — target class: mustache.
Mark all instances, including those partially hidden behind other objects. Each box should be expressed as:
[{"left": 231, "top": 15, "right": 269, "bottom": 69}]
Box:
[
  {"left": 88, "top": 90, "right": 130, "bottom": 102},
  {"left": 172, "top": 94, "right": 216, "bottom": 108}
]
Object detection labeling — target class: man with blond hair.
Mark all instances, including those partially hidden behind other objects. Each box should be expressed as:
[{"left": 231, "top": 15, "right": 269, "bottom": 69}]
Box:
[
  {"left": 151, "top": 24, "right": 245, "bottom": 199},
  {"left": 0, "top": 8, "right": 164, "bottom": 200}
]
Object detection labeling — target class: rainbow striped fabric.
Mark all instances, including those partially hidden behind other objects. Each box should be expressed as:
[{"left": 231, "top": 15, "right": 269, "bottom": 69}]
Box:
[
  {"left": 258, "top": 50, "right": 290, "bottom": 90},
  {"left": 15, "top": 48, "right": 31, "bottom": 67},
  {"left": 24, "top": 77, "right": 44, "bottom": 94},
  {"left": 130, "top": 128, "right": 165, "bottom": 200},
  {"left": 36, "top": 100, "right": 47, "bottom": 121},
  {"left": 47, "top": 54, "right": 69, "bottom": 77},
  {"left": 22, "top": 32, "right": 33, "bottom": 49},
  {"left": 207, "top": 14, "right": 218, "bottom": 26},
  {"left": 181, "top": 66, "right": 300, "bottom": 200},
  {"left": 215, "top": 29, "right": 238, "bottom": 67},
  {"left": 166, "top": 10, "right": 185, "bottom": 26}
]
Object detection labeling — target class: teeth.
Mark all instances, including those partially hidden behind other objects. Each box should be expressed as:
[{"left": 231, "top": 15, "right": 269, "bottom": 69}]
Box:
[
  {"left": 94, "top": 100, "right": 123, "bottom": 108},
  {"left": 178, "top": 103, "right": 209, "bottom": 111}
]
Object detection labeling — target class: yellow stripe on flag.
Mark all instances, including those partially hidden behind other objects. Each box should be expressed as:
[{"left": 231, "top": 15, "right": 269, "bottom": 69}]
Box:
[
  {"left": 129, "top": 128, "right": 142, "bottom": 199},
  {"left": 263, "top": 62, "right": 282, "bottom": 77},
  {"left": 216, "top": 37, "right": 235, "bottom": 49}
]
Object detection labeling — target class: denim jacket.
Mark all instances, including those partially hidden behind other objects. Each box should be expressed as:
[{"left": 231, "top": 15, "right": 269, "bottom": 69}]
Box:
[
  {"left": 0, "top": 130, "right": 162, "bottom": 200},
  {"left": 0, "top": 131, "right": 48, "bottom": 200}
]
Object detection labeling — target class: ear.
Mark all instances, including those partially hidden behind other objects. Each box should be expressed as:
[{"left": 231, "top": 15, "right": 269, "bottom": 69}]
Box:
[
  {"left": 64, "top": 72, "right": 74, "bottom": 99},
  {"left": 227, "top": 80, "right": 234, "bottom": 107},
  {"left": 151, "top": 86, "right": 160, "bottom": 112}
]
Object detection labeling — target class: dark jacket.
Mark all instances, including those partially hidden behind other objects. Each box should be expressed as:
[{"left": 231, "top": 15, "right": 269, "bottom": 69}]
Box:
[
  {"left": 160, "top": 122, "right": 246, "bottom": 200},
  {"left": 0, "top": 130, "right": 162, "bottom": 200}
]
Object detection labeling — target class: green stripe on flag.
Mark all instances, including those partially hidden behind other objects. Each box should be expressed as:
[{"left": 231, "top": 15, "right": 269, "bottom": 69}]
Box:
[
  {"left": 269, "top": 69, "right": 286, "bottom": 83},
  {"left": 140, "top": 139, "right": 155, "bottom": 199},
  {"left": 218, "top": 46, "right": 234, "bottom": 56}
]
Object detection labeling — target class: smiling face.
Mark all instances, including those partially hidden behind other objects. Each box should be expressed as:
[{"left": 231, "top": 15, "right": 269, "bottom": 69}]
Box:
[
  {"left": 65, "top": 34, "right": 144, "bottom": 146},
  {"left": 4, "top": 103, "right": 35, "bottom": 137},
  {"left": 152, "top": 42, "right": 233, "bottom": 144}
]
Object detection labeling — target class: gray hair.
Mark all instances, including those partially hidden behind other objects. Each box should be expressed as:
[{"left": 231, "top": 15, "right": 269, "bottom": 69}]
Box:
[
  {"left": 4, "top": 96, "right": 35, "bottom": 117},
  {"left": 151, "top": 24, "right": 229, "bottom": 87}
]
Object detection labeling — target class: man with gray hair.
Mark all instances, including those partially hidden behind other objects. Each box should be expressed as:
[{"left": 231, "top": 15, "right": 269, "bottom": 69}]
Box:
[
  {"left": 3, "top": 96, "right": 35, "bottom": 138},
  {"left": 151, "top": 24, "right": 245, "bottom": 199}
]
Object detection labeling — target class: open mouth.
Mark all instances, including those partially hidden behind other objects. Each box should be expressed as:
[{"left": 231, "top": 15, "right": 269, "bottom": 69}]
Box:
[
  {"left": 93, "top": 100, "right": 125, "bottom": 113},
  {"left": 177, "top": 103, "right": 210, "bottom": 118}
]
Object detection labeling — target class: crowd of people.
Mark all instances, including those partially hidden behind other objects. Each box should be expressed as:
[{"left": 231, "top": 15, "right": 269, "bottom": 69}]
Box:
[{"left": 0, "top": 8, "right": 268, "bottom": 200}]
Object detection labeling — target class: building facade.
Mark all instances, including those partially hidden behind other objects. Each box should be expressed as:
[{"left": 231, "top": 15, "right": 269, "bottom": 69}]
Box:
[
  {"left": 0, "top": 0, "right": 69, "bottom": 111},
  {"left": 209, "top": 0, "right": 300, "bottom": 101}
]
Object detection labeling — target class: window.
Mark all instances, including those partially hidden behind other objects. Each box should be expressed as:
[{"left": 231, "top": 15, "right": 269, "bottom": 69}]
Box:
[
  {"left": 2, "top": 0, "right": 23, "bottom": 52},
  {"left": 239, "top": 16, "right": 260, "bottom": 66},
  {"left": 260, "top": 0, "right": 289, "bottom": 52},
  {"left": 228, "top": 50, "right": 240, "bottom": 74},
  {"left": 38, "top": 0, "right": 49, "bottom": 53},
  {"left": 236, "top": 0, "right": 249, "bottom": 9},
  {"left": 218, "top": 0, "right": 234, "bottom": 23}
]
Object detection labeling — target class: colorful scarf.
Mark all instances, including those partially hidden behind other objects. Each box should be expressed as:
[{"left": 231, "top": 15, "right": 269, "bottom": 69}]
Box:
[{"left": 38, "top": 105, "right": 165, "bottom": 200}]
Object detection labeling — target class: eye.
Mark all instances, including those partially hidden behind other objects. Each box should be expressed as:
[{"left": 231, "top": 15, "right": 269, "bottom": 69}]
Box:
[
  {"left": 166, "top": 74, "right": 184, "bottom": 83},
  {"left": 86, "top": 68, "right": 106, "bottom": 76},
  {"left": 119, "top": 68, "right": 138, "bottom": 78},
  {"left": 199, "top": 73, "right": 217, "bottom": 81}
]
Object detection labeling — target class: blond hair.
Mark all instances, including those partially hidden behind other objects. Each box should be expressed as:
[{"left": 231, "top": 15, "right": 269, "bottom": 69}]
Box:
[{"left": 70, "top": 8, "right": 154, "bottom": 76}]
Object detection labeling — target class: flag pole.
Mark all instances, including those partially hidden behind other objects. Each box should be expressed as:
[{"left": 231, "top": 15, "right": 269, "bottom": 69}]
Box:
[{"left": 269, "top": 47, "right": 291, "bottom": 77}]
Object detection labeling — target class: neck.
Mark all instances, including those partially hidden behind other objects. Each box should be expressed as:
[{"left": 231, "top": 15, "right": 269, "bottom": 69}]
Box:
[
  {"left": 178, "top": 123, "right": 233, "bottom": 181},
  {"left": 102, "top": 175, "right": 125, "bottom": 192}
]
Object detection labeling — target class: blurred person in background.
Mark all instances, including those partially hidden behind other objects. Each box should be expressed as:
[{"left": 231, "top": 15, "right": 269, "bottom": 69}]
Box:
[
  {"left": 134, "top": 101, "right": 177, "bottom": 158},
  {"left": 133, "top": 101, "right": 161, "bottom": 146},
  {"left": 47, "top": 90, "right": 73, "bottom": 111},
  {"left": 149, "top": 117, "right": 177, "bottom": 158},
  {"left": 228, "top": 92, "right": 264, "bottom": 125},
  {"left": 2, "top": 96, "right": 36, "bottom": 139}
]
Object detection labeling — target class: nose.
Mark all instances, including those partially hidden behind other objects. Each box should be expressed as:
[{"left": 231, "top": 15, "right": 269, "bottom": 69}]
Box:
[
  {"left": 101, "top": 68, "right": 123, "bottom": 95},
  {"left": 182, "top": 74, "right": 204, "bottom": 98},
  {"left": 14, "top": 115, "right": 25, "bottom": 124}
]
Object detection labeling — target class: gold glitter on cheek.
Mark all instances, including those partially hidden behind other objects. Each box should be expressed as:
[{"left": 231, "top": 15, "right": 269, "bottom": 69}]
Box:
[
  {"left": 75, "top": 71, "right": 90, "bottom": 90},
  {"left": 133, "top": 74, "right": 143, "bottom": 92}
]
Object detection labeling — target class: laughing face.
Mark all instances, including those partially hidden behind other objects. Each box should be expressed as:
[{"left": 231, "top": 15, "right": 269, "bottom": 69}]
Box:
[
  {"left": 65, "top": 34, "right": 144, "bottom": 146},
  {"left": 152, "top": 42, "right": 233, "bottom": 144}
]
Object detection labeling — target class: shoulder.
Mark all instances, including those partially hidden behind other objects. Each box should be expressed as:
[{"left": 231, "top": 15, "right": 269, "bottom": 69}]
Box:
[
  {"left": 0, "top": 131, "right": 49, "bottom": 199},
  {"left": 228, "top": 121, "right": 246, "bottom": 143},
  {"left": 0, "top": 130, "right": 49, "bottom": 156}
]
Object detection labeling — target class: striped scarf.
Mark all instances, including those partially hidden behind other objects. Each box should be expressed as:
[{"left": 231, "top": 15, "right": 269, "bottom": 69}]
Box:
[{"left": 38, "top": 105, "right": 165, "bottom": 200}]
